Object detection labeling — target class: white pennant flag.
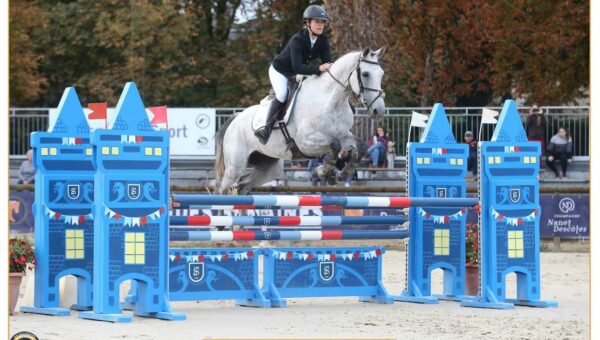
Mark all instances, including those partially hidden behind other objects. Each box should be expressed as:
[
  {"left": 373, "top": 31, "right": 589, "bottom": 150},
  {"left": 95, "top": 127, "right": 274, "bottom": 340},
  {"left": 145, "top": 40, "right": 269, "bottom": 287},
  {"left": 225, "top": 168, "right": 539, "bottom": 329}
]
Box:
[
  {"left": 124, "top": 217, "right": 132, "bottom": 227},
  {"left": 216, "top": 255, "right": 222, "bottom": 262},
  {"left": 301, "top": 254, "right": 308, "bottom": 261},
  {"left": 241, "top": 252, "right": 248, "bottom": 260},
  {"left": 128, "top": 135, "right": 136, "bottom": 143},
  {"left": 132, "top": 218, "right": 140, "bottom": 227},
  {"left": 233, "top": 253, "right": 241, "bottom": 261},
  {"left": 120, "top": 135, "right": 128, "bottom": 143},
  {"left": 481, "top": 108, "right": 499, "bottom": 124},
  {"left": 209, "top": 255, "right": 216, "bottom": 262},
  {"left": 410, "top": 111, "right": 429, "bottom": 128},
  {"left": 169, "top": 255, "right": 175, "bottom": 261}
]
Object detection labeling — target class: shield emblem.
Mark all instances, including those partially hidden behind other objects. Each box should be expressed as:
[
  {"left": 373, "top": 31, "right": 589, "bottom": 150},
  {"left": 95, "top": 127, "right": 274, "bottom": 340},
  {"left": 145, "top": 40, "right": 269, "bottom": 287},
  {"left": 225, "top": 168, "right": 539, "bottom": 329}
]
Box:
[
  {"left": 319, "top": 261, "right": 335, "bottom": 282},
  {"left": 436, "top": 187, "right": 447, "bottom": 198},
  {"left": 188, "top": 262, "right": 204, "bottom": 283},
  {"left": 127, "top": 184, "right": 141, "bottom": 200},
  {"left": 264, "top": 231, "right": 272, "bottom": 240},
  {"left": 510, "top": 188, "right": 521, "bottom": 203},
  {"left": 67, "top": 184, "right": 80, "bottom": 200}
]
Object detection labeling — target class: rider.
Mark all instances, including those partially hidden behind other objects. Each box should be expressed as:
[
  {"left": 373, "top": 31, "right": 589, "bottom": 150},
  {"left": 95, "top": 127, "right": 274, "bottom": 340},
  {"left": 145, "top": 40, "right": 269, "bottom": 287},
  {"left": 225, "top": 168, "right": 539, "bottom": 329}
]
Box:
[{"left": 254, "top": 4, "right": 333, "bottom": 145}]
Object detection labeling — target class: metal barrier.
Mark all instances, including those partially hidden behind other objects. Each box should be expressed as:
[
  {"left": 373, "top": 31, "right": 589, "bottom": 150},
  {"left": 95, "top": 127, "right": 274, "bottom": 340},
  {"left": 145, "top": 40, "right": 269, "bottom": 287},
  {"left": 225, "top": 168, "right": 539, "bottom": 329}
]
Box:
[{"left": 10, "top": 106, "right": 589, "bottom": 157}]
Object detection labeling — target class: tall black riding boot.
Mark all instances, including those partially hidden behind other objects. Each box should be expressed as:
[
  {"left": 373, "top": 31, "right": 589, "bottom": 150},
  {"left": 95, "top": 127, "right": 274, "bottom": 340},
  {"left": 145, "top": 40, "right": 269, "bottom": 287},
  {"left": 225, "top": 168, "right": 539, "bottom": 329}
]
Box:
[{"left": 254, "top": 99, "right": 284, "bottom": 145}]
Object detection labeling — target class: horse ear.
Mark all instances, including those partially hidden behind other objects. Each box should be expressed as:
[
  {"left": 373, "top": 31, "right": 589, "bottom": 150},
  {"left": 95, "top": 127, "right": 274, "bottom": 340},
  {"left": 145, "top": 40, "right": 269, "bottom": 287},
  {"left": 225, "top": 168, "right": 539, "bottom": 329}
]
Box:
[
  {"left": 375, "top": 45, "right": 387, "bottom": 58},
  {"left": 362, "top": 47, "right": 371, "bottom": 58}
]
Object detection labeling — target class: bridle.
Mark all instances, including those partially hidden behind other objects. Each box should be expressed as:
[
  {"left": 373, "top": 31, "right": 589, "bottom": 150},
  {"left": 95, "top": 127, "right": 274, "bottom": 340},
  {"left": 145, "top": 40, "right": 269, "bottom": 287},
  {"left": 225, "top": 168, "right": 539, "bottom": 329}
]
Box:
[{"left": 327, "top": 54, "right": 385, "bottom": 112}]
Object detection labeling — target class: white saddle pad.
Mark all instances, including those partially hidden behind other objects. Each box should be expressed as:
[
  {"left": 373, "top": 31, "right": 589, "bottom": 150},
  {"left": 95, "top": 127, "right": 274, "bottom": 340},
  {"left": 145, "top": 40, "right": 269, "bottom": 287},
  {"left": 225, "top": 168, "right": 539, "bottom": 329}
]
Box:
[{"left": 251, "top": 78, "right": 303, "bottom": 132}]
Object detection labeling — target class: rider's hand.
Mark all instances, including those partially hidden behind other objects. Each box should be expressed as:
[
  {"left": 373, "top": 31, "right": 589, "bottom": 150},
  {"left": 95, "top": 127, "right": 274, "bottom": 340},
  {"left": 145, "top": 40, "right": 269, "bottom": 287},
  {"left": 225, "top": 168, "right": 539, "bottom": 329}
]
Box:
[{"left": 319, "top": 63, "right": 331, "bottom": 72}]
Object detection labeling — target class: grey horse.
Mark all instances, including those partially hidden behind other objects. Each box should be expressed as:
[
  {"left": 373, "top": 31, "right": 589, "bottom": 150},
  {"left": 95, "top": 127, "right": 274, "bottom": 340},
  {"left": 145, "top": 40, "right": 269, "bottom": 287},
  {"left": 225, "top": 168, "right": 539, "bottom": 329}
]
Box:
[{"left": 215, "top": 47, "right": 386, "bottom": 194}]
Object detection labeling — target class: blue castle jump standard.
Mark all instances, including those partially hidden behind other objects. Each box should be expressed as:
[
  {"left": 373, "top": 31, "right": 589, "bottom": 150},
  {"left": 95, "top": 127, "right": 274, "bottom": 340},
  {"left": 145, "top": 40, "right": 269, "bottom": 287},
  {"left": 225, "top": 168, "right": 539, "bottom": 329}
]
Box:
[
  {"left": 21, "top": 88, "right": 95, "bottom": 316},
  {"left": 395, "top": 103, "right": 468, "bottom": 304},
  {"left": 79, "top": 82, "right": 185, "bottom": 322},
  {"left": 461, "top": 100, "right": 558, "bottom": 309}
]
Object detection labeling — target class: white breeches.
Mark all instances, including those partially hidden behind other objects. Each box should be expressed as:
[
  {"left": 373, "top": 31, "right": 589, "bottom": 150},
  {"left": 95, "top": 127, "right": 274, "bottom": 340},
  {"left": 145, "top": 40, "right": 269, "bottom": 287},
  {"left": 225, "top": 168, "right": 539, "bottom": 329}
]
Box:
[{"left": 269, "top": 65, "right": 288, "bottom": 103}]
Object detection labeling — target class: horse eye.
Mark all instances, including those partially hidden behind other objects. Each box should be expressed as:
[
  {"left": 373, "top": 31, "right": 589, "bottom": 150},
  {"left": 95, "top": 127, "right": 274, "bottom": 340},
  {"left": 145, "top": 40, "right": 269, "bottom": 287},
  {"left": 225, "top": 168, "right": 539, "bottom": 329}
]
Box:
[{"left": 362, "top": 72, "right": 369, "bottom": 78}]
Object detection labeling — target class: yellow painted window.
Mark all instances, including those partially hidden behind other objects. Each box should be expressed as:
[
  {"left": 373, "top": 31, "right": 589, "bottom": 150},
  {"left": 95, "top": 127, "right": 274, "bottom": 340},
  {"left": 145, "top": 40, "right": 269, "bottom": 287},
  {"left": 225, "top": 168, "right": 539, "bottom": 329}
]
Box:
[
  {"left": 524, "top": 157, "right": 530, "bottom": 164},
  {"left": 417, "top": 157, "right": 423, "bottom": 164},
  {"left": 434, "top": 229, "right": 450, "bottom": 256},
  {"left": 530, "top": 156, "right": 537, "bottom": 164},
  {"left": 111, "top": 146, "right": 119, "bottom": 155},
  {"left": 495, "top": 156, "right": 501, "bottom": 164},
  {"left": 41, "top": 148, "right": 48, "bottom": 156},
  {"left": 50, "top": 148, "right": 57, "bottom": 156},
  {"left": 424, "top": 157, "right": 430, "bottom": 165},
  {"left": 507, "top": 230, "right": 524, "bottom": 258},
  {"left": 86, "top": 148, "right": 92, "bottom": 156},
  {"left": 488, "top": 156, "right": 494, "bottom": 164},
  {"left": 154, "top": 147, "right": 162, "bottom": 156},
  {"left": 65, "top": 229, "right": 84, "bottom": 259},
  {"left": 102, "top": 147, "right": 110, "bottom": 155},
  {"left": 124, "top": 232, "right": 145, "bottom": 265},
  {"left": 457, "top": 158, "right": 464, "bottom": 165},
  {"left": 450, "top": 158, "right": 456, "bottom": 165},
  {"left": 145, "top": 147, "right": 153, "bottom": 156}
]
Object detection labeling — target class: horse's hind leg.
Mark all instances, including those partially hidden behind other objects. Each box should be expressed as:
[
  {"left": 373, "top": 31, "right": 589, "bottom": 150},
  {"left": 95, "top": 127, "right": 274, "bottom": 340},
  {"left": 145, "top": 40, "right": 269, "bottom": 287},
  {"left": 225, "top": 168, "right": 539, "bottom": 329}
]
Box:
[{"left": 238, "top": 155, "right": 283, "bottom": 195}]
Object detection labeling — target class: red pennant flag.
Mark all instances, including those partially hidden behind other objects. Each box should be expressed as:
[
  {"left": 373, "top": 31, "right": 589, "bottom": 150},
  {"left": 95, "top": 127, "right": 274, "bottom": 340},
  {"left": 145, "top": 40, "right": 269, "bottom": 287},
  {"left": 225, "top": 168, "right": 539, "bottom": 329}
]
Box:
[
  {"left": 136, "top": 135, "right": 143, "bottom": 143},
  {"left": 307, "top": 253, "right": 313, "bottom": 261},
  {"left": 141, "top": 216, "right": 148, "bottom": 225},
  {"left": 175, "top": 254, "right": 181, "bottom": 262},
  {"left": 199, "top": 255, "right": 205, "bottom": 262},
  {"left": 78, "top": 215, "right": 86, "bottom": 224},
  {"left": 55, "top": 213, "right": 61, "bottom": 220},
  {"left": 286, "top": 252, "right": 293, "bottom": 260},
  {"left": 149, "top": 106, "right": 168, "bottom": 127},
  {"left": 441, "top": 148, "right": 447, "bottom": 155},
  {"left": 517, "top": 218, "right": 523, "bottom": 225},
  {"left": 514, "top": 146, "right": 521, "bottom": 152},
  {"left": 443, "top": 216, "right": 450, "bottom": 224},
  {"left": 425, "top": 213, "right": 431, "bottom": 218},
  {"left": 497, "top": 214, "right": 504, "bottom": 221},
  {"left": 461, "top": 208, "right": 466, "bottom": 213},
  {"left": 248, "top": 251, "right": 254, "bottom": 258},
  {"left": 375, "top": 249, "right": 382, "bottom": 256},
  {"left": 75, "top": 137, "right": 83, "bottom": 145},
  {"left": 330, "top": 254, "right": 336, "bottom": 261},
  {"left": 115, "top": 213, "right": 121, "bottom": 220},
  {"left": 222, "top": 254, "right": 228, "bottom": 262},
  {"left": 534, "top": 209, "right": 539, "bottom": 216},
  {"left": 353, "top": 252, "right": 360, "bottom": 260},
  {"left": 88, "top": 102, "right": 108, "bottom": 128}
]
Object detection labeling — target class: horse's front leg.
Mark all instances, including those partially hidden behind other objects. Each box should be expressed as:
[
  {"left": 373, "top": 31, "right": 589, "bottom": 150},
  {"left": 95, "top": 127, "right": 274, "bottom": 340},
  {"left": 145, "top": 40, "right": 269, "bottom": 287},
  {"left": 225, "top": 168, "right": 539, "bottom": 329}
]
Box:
[
  {"left": 338, "top": 137, "right": 367, "bottom": 184},
  {"left": 319, "top": 139, "right": 341, "bottom": 186}
]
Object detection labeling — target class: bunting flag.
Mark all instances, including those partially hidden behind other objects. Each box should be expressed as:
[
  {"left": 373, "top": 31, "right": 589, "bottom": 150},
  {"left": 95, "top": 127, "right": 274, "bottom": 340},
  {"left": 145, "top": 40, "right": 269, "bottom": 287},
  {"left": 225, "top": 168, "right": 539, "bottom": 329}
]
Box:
[
  {"left": 269, "top": 248, "right": 384, "bottom": 262},
  {"left": 119, "top": 134, "right": 144, "bottom": 144},
  {"left": 503, "top": 146, "right": 521, "bottom": 153},
  {"left": 431, "top": 147, "right": 447, "bottom": 155},
  {"left": 418, "top": 207, "right": 465, "bottom": 224},
  {"left": 61, "top": 137, "right": 84, "bottom": 145},
  {"left": 481, "top": 108, "right": 499, "bottom": 124},
  {"left": 169, "top": 250, "right": 255, "bottom": 263},
  {"left": 43, "top": 204, "right": 93, "bottom": 225},
  {"left": 104, "top": 206, "right": 164, "bottom": 227},
  {"left": 410, "top": 111, "right": 429, "bottom": 128},
  {"left": 491, "top": 208, "right": 538, "bottom": 226}
]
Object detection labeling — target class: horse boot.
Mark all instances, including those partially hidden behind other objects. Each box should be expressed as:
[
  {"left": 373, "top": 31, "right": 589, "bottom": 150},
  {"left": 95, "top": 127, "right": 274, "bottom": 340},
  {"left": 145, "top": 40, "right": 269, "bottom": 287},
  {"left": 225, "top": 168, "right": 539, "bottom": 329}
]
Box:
[{"left": 255, "top": 98, "right": 284, "bottom": 145}]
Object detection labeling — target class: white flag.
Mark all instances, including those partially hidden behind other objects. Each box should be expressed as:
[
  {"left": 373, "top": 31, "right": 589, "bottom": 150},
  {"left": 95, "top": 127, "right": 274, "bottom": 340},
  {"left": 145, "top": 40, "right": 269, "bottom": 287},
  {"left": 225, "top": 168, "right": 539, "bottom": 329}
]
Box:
[
  {"left": 169, "top": 255, "right": 175, "bottom": 261},
  {"left": 481, "top": 108, "right": 499, "bottom": 124},
  {"left": 410, "top": 111, "right": 429, "bottom": 128}
]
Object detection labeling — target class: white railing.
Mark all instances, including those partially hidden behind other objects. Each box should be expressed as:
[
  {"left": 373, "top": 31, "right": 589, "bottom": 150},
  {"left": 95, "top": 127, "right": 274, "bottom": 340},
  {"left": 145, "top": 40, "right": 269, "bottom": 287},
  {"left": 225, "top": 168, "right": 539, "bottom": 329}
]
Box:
[{"left": 10, "top": 106, "right": 590, "bottom": 158}]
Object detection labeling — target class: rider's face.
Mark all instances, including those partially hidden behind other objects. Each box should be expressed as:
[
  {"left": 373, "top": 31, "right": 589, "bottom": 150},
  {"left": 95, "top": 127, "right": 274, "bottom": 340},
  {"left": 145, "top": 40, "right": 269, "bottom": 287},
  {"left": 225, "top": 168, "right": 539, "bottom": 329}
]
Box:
[{"left": 309, "top": 19, "right": 326, "bottom": 35}]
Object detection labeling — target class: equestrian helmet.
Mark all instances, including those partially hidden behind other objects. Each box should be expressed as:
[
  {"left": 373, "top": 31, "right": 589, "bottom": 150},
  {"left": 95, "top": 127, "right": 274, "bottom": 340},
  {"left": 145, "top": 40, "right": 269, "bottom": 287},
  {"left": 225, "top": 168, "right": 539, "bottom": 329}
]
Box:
[{"left": 303, "top": 5, "right": 329, "bottom": 22}]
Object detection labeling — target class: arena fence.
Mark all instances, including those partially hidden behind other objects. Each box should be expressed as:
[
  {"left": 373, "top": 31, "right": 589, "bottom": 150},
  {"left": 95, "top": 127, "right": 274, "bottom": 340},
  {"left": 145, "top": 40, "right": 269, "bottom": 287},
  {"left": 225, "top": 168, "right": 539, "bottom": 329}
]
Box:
[{"left": 10, "top": 106, "right": 589, "bottom": 158}]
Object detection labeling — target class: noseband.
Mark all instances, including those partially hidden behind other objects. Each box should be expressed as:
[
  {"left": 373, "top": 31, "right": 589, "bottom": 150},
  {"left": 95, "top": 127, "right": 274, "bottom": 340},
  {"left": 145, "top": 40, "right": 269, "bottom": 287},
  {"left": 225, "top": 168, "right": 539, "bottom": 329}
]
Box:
[{"left": 327, "top": 55, "right": 385, "bottom": 112}]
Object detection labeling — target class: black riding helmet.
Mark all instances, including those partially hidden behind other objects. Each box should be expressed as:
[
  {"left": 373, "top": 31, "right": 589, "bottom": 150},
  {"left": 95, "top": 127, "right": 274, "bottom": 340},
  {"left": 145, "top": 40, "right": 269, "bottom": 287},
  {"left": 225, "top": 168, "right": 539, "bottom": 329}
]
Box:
[{"left": 303, "top": 5, "right": 329, "bottom": 22}]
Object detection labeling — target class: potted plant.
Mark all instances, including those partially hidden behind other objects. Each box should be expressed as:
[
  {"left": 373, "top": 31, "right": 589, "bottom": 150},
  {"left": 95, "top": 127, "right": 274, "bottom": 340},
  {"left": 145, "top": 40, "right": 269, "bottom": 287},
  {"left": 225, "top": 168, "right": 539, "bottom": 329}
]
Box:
[
  {"left": 9, "top": 238, "right": 35, "bottom": 315},
  {"left": 465, "top": 223, "right": 479, "bottom": 296}
]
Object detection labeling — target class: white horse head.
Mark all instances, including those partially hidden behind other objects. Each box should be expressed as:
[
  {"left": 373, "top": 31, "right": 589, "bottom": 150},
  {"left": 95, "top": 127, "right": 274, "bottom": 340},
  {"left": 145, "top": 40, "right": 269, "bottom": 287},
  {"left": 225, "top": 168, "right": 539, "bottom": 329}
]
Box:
[{"left": 214, "top": 47, "right": 388, "bottom": 195}]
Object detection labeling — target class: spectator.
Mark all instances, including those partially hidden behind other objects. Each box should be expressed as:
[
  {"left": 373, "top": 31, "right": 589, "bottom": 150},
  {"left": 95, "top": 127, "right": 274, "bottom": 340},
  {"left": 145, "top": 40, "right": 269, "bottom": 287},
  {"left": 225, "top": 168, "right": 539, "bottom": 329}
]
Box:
[
  {"left": 367, "top": 126, "right": 389, "bottom": 170},
  {"left": 546, "top": 127, "right": 573, "bottom": 179},
  {"left": 18, "top": 149, "right": 36, "bottom": 184},
  {"left": 525, "top": 104, "right": 547, "bottom": 158},
  {"left": 463, "top": 131, "right": 477, "bottom": 175}
]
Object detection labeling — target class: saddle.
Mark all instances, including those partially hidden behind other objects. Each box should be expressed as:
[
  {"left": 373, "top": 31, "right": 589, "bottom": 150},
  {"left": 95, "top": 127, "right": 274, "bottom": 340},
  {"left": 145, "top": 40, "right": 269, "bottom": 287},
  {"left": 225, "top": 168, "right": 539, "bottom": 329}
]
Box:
[{"left": 251, "top": 76, "right": 302, "bottom": 132}]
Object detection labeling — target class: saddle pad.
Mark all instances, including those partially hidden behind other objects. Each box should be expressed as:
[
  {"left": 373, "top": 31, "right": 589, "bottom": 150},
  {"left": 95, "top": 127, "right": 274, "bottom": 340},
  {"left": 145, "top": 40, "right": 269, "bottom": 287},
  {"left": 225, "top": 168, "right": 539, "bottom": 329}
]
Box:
[{"left": 251, "top": 79, "right": 303, "bottom": 132}]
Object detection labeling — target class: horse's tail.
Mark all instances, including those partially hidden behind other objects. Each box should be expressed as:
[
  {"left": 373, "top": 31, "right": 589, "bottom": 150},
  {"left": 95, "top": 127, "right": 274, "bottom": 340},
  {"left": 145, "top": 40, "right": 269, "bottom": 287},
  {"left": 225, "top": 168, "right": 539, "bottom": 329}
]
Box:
[{"left": 214, "top": 113, "right": 239, "bottom": 179}]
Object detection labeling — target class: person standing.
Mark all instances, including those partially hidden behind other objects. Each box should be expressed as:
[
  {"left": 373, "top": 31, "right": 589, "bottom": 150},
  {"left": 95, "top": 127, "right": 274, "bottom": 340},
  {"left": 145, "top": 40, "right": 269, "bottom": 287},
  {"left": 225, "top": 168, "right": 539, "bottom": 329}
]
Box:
[
  {"left": 525, "top": 104, "right": 548, "bottom": 161},
  {"left": 463, "top": 131, "right": 477, "bottom": 176}
]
